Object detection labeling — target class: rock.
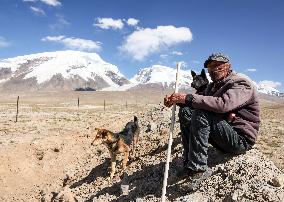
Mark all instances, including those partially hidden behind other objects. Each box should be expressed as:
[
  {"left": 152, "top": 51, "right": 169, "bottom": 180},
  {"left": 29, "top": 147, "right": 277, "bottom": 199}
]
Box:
[
  {"left": 261, "top": 186, "right": 281, "bottom": 201},
  {"left": 146, "top": 122, "right": 157, "bottom": 133},
  {"left": 53, "top": 187, "right": 77, "bottom": 202},
  {"left": 53, "top": 147, "right": 60, "bottom": 152},
  {"left": 35, "top": 149, "right": 44, "bottom": 160},
  {"left": 63, "top": 174, "right": 72, "bottom": 187},
  {"left": 176, "top": 192, "right": 210, "bottom": 202},
  {"left": 230, "top": 189, "right": 244, "bottom": 202},
  {"left": 271, "top": 174, "right": 284, "bottom": 187}
]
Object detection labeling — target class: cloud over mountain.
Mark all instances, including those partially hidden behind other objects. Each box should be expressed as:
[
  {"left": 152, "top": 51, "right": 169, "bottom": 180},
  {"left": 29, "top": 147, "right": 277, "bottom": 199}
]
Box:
[
  {"left": 23, "top": 0, "right": 61, "bottom": 7},
  {"left": 41, "top": 36, "right": 101, "bottom": 52},
  {"left": 120, "top": 26, "right": 193, "bottom": 61}
]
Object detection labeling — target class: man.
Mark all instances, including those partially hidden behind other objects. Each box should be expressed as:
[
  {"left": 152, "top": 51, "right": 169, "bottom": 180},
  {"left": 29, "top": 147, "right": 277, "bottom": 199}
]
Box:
[{"left": 164, "top": 52, "right": 260, "bottom": 184}]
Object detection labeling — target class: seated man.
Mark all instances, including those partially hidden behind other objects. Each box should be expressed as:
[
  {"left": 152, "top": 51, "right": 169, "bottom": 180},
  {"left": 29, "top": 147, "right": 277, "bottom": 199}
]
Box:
[{"left": 164, "top": 52, "right": 260, "bottom": 184}]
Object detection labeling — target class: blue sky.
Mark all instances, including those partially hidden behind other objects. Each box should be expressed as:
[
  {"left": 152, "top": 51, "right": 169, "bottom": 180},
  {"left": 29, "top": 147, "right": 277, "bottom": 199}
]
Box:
[{"left": 0, "top": 0, "right": 283, "bottom": 91}]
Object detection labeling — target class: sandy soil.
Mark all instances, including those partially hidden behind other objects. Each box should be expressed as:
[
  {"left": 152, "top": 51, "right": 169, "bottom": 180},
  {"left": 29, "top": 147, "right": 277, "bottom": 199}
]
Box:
[{"left": 0, "top": 91, "right": 283, "bottom": 201}]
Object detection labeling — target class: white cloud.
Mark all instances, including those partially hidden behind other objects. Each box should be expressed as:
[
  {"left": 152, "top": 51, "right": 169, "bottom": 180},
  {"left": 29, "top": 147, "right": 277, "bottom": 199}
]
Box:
[
  {"left": 120, "top": 25, "right": 193, "bottom": 60},
  {"left": 42, "top": 35, "right": 65, "bottom": 41},
  {"left": 258, "top": 80, "right": 281, "bottom": 90},
  {"left": 0, "top": 37, "right": 10, "bottom": 48},
  {"left": 160, "top": 54, "right": 168, "bottom": 58},
  {"left": 40, "top": 0, "right": 61, "bottom": 6},
  {"left": 127, "top": 18, "right": 139, "bottom": 26},
  {"left": 172, "top": 51, "right": 183, "bottom": 56},
  {"left": 42, "top": 36, "right": 101, "bottom": 51},
  {"left": 49, "top": 14, "right": 70, "bottom": 30},
  {"left": 30, "top": 6, "right": 45, "bottom": 15},
  {"left": 246, "top": 68, "right": 257, "bottom": 72},
  {"left": 23, "top": 0, "right": 61, "bottom": 7},
  {"left": 93, "top": 18, "right": 124, "bottom": 30}
]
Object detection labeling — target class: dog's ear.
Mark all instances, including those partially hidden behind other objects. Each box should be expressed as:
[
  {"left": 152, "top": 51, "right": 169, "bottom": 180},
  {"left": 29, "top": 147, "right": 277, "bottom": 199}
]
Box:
[
  {"left": 191, "top": 70, "right": 196, "bottom": 77},
  {"left": 201, "top": 69, "right": 206, "bottom": 78}
]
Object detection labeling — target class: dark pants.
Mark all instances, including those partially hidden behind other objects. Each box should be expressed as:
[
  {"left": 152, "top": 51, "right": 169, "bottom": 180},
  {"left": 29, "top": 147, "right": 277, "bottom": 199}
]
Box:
[{"left": 178, "top": 106, "right": 252, "bottom": 172}]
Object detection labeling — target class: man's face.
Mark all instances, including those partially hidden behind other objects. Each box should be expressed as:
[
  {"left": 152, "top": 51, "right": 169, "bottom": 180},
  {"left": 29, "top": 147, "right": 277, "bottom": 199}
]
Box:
[{"left": 207, "top": 61, "right": 230, "bottom": 82}]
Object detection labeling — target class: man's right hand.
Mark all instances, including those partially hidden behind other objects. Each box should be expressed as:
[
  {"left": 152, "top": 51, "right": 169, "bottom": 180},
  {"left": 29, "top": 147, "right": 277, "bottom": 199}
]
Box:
[{"left": 164, "top": 95, "right": 173, "bottom": 108}]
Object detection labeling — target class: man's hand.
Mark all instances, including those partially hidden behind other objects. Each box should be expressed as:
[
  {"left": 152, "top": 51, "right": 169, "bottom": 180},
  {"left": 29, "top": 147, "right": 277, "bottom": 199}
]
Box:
[
  {"left": 227, "top": 113, "right": 236, "bottom": 122},
  {"left": 164, "top": 95, "right": 173, "bottom": 107},
  {"left": 164, "top": 93, "right": 188, "bottom": 108}
]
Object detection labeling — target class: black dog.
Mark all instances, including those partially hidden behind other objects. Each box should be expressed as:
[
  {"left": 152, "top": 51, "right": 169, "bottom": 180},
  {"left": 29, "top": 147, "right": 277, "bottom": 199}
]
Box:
[
  {"left": 119, "top": 116, "right": 140, "bottom": 154},
  {"left": 191, "top": 69, "right": 209, "bottom": 94}
]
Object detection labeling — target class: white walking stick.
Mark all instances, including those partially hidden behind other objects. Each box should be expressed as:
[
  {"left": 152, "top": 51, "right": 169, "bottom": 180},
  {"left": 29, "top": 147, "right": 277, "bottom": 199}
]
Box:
[{"left": 161, "top": 62, "right": 181, "bottom": 202}]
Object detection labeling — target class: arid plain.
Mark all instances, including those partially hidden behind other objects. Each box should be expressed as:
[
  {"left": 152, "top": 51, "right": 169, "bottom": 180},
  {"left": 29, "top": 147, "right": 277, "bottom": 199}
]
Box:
[{"left": 0, "top": 91, "right": 283, "bottom": 201}]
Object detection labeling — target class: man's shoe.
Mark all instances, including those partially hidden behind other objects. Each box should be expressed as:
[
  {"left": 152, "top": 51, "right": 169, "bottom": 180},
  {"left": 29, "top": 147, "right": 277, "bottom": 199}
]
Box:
[
  {"left": 174, "top": 166, "right": 193, "bottom": 179},
  {"left": 178, "top": 169, "right": 213, "bottom": 192},
  {"left": 189, "top": 168, "right": 213, "bottom": 181}
]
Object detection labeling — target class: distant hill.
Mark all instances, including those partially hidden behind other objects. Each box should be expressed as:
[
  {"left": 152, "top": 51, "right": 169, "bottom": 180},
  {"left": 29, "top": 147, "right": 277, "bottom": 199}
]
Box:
[
  {"left": 0, "top": 50, "right": 129, "bottom": 91},
  {"left": 0, "top": 51, "right": 282, "bottom": 97}
]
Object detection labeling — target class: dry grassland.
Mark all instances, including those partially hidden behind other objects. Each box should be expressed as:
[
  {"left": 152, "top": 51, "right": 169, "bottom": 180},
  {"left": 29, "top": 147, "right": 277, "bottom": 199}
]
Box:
[{"left": 0, "top": 91, "right": 283, "bottom": 201}]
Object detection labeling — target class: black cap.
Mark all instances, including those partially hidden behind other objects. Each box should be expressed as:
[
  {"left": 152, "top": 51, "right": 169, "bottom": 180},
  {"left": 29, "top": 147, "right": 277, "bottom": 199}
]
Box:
[{"left": 204, "top": 52, "right": 230, "bottom": 68}]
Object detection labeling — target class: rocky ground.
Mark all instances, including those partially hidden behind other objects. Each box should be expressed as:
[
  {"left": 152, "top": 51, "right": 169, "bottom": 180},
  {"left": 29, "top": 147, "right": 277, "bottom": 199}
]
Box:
[{"left": 0, "top": 92, "right": 283, "bottom": 201}]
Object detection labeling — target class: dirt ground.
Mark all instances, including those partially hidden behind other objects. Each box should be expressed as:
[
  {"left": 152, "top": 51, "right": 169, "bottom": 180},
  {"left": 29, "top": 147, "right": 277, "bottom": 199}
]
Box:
[{"left": 0, "top": 91, "right": 283, "bottom": 201}]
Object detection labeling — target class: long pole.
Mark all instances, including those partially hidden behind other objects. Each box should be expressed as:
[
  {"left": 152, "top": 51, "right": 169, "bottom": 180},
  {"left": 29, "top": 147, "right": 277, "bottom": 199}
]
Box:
[{"left": 161, "top": 62, "right": 181, "bottom": 202}]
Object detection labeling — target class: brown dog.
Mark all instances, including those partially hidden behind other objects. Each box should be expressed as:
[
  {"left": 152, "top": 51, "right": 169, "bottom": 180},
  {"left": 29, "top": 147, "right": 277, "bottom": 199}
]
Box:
[{"left": 91, "top": 116, "right": 140, "bottom": 179}]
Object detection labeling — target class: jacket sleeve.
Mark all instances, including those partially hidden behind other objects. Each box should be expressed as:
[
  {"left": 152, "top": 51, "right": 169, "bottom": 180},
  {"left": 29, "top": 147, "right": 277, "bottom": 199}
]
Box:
[{"left": 191, "top": 80, "right": 253, "bottom": 113}]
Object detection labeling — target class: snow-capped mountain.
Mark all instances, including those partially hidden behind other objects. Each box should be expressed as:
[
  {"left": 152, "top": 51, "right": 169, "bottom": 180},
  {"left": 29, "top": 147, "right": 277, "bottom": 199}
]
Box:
[
  {"left": 0, "top": 51, "right": 282, "bottom": 96},
  {"left": 129, "top": 67, "right": 283, "bottom": 96},
  {"left": 130, "top": 65, "right": 193, "bottom": 88},
  {"left": 0, "top": 50, "right": 129, "bottom": 91},
  {"left": 237, "top": 73, "right": 282, "bottom": 96},
  {"left": 257, "top": 82, "right": 280, "bottom": 96}
]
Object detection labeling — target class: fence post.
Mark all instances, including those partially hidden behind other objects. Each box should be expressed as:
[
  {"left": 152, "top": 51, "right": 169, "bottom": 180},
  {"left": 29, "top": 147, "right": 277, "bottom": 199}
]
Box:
[
  {"left": 77, "top": 97, "right": 80, "bottom": 109},
  {"left": 16, "top": 96, "right": 19, "bottom": 122},
  {"left": 104, "top": 100, "right": 106, "bottom": 111}
]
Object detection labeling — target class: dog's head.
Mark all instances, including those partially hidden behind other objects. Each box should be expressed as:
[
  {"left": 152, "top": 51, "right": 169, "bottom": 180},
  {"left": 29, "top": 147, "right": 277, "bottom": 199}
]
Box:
[
  {"left": 191, "top": 69, "right": 209, "bottom": 93},
  {"left": 91, "top": 128, "right": 114, "bottom": 145}
]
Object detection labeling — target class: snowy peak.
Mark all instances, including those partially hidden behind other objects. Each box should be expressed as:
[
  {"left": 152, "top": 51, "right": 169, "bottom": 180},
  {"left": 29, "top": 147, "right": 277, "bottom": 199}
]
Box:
[
  {"left": 0, "top": 50, "right": 129, "bottom": 91},
  {"left": 257, "top": 82, "right": 280, "bottom": 95},
  {"left": 130, "top": 67, "right": 283, "bottom": 97},
  {"left": 130, "top": 65, "right": 193, "bottom": 88}
]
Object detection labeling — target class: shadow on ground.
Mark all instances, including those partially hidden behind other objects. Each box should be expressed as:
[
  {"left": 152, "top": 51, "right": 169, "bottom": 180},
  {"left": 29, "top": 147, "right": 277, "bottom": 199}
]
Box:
[{"left": 70, "top": 159, "right": 110, "bottom": 189}]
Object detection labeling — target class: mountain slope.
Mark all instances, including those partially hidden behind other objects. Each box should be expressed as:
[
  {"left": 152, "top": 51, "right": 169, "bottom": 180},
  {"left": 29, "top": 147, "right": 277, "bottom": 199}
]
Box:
[
  {"left": 0, "top": 50, "right": 129, "bottom": 91},
  {"left": 130, "top": 65, "right": 193, "bottom": 87}
]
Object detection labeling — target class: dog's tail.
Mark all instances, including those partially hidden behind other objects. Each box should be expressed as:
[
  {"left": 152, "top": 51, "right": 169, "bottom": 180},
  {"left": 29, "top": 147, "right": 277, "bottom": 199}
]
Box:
[{"left": 134, "top": 116, "right": 138, "bottom": 123}]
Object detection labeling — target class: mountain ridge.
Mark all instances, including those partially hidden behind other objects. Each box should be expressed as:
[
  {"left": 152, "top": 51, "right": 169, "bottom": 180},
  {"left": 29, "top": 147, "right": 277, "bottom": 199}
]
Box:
[
  {"left": 0, "top": 50, "right": 129, "bottom": 91},
  {"left": 0, "top": 50, "right": 282, "bottom": 96}
]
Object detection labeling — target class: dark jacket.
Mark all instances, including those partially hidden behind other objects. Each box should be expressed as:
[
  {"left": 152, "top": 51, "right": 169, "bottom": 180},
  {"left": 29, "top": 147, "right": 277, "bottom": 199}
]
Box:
[{"left": 191, "top": 72, "right": 260, "bottom": 143}]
